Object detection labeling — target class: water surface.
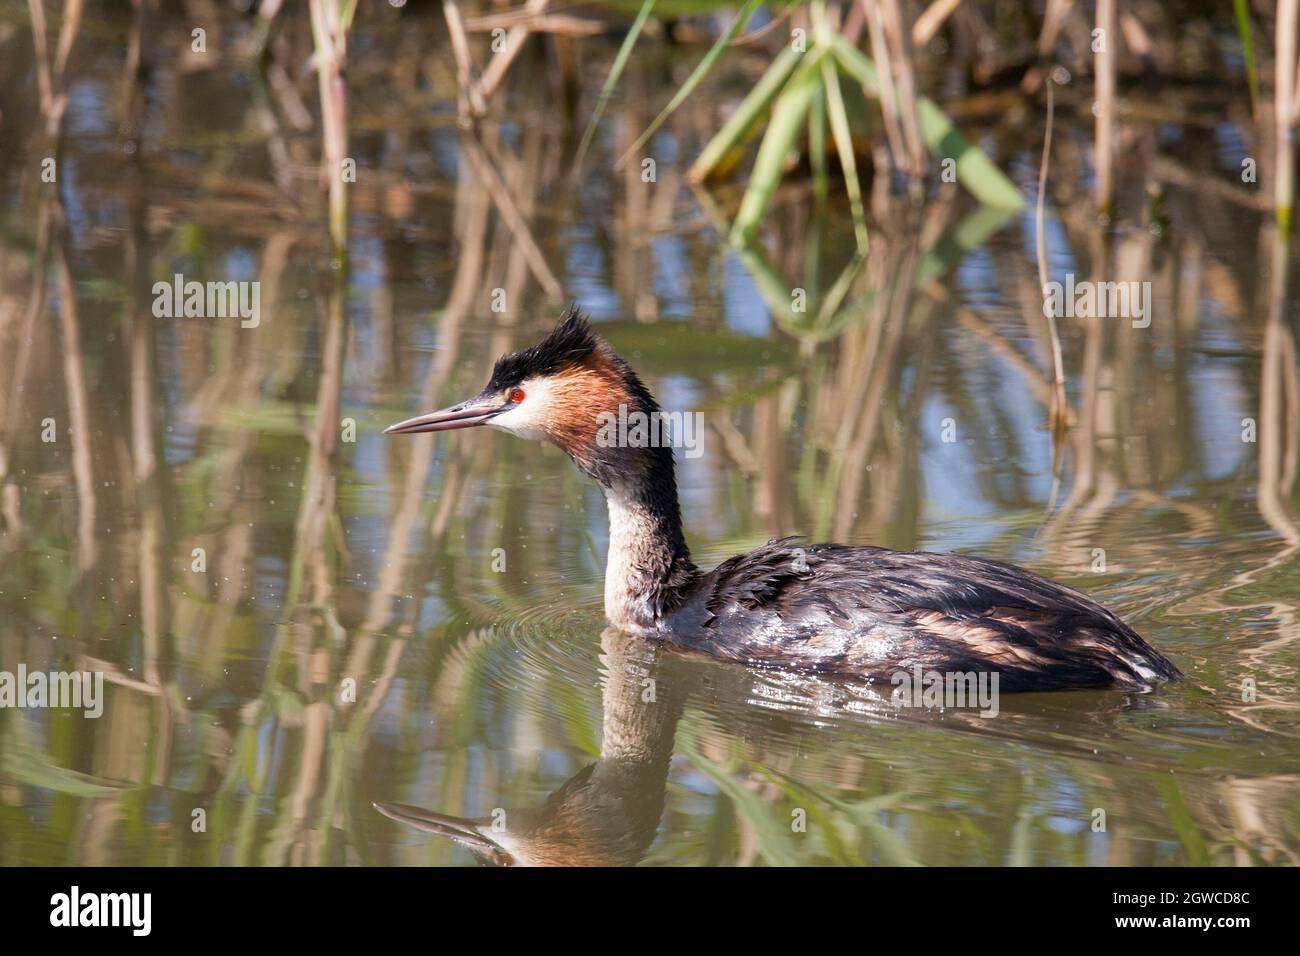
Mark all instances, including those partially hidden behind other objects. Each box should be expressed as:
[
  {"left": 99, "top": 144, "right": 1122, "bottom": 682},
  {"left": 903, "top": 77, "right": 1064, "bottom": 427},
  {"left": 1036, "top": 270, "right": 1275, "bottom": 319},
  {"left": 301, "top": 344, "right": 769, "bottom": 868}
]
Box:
[{"left": 1, "top": 3, "right": 1298, "bottom": 866}]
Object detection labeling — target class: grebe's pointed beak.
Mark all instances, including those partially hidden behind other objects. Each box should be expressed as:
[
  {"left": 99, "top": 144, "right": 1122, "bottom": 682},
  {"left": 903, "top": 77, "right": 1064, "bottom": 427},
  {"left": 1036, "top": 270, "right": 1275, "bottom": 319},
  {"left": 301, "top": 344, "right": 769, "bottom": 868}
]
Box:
[
  {"left": 373, "top": 802, "right": 507, "bottom": 858},
  {"left": 383, "top": 396, "right": 508, "bottom": 435}
]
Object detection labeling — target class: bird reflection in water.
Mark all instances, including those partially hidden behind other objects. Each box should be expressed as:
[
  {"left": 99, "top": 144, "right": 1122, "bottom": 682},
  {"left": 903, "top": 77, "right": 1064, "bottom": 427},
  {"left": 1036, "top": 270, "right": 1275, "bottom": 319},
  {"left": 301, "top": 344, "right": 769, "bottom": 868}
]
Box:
[{"left": 375, "top": 628, "right": 684, "bottom": 866}]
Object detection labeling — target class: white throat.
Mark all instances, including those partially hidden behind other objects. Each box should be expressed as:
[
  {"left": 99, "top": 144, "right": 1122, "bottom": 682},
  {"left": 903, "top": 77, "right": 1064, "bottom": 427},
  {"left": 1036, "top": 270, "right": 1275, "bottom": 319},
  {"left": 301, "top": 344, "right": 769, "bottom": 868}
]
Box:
[{"left": 603, "top": 484, "right": 660, "bottom": 635}]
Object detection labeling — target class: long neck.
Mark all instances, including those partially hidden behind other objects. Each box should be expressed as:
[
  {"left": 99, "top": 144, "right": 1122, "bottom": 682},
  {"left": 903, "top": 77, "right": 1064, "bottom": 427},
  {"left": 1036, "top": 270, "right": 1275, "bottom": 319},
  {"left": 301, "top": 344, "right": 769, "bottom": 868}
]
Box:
[{"left": 601, "top": 445, "right": 696, "bottom": 633}]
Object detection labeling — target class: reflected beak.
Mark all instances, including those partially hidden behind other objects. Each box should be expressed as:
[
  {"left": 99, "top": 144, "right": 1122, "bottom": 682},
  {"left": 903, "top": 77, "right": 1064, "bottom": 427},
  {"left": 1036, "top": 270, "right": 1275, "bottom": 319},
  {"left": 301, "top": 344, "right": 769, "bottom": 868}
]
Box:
[
  {"left": 383, "top": 397, "right": 508, "bottom": 435},
  {"left": 373, "top": 801, "right": 502, "bottom": 855}
]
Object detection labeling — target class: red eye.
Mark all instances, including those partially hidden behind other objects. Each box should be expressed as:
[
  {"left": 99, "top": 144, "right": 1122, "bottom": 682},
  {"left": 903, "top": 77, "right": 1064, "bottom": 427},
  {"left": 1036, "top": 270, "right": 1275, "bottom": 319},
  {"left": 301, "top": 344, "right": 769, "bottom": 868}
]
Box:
[{"left": 510, "top": 387, "right": 526, "bottom": 403}]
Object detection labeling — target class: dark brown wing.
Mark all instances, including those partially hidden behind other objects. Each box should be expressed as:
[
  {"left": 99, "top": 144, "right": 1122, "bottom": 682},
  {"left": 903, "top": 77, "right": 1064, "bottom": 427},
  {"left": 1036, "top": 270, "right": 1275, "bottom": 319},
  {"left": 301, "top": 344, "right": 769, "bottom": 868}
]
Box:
[{"left": 685, "top": 540, "right": 1180, "bottom": 690}]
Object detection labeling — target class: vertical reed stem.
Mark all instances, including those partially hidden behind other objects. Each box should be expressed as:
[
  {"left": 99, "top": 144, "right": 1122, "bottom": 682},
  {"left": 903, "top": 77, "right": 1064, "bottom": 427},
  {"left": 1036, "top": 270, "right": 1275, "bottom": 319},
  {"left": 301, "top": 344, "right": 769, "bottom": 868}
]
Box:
[
  {"left": 309, "top": 0, "right": 350, "bottom": 261},
  {"left": 1036, "top": 79, "right": 1068, "bottom": 431},
  {"left": 862, "top": 0, "right": 907, "bottom": 181},
  {"left": 1095, "top": 0, "right": 1117, "bottom": 217},
  {"left": 1276, "top": 0, "right": 1297, "bottom": 234},
  {"left": 880, "top": 0, "right": 925, "bottom": 184}
]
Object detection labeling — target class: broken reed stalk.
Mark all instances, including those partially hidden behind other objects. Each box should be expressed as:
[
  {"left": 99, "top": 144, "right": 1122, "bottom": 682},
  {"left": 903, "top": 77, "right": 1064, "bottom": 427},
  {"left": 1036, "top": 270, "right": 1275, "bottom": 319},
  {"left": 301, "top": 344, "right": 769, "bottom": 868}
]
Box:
[
  {"left": 1036, "top": 78, "right": 1068, "bottom": 432},
  {"left": 308, "top": 0, "right": 351, "bottom": 262},
  {"left": 1095, "top": 0, "right": 1116, "bottom": 218}
]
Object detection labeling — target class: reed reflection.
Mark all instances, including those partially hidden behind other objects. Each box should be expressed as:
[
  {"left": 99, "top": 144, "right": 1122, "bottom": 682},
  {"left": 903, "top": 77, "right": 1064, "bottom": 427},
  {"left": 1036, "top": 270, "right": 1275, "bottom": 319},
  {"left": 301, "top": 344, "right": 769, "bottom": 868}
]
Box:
[{"left": 0, "top": 1, "right": 1297, "bottom": 867}]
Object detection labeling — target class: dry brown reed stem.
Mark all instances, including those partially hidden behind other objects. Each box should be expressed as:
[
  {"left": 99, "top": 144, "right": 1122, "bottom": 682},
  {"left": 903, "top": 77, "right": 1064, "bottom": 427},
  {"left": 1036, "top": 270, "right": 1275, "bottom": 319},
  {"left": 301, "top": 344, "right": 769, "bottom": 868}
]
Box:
[
  {"left": 27, "top": 0, "right": 85, "bottom": 138},
  {"left": 1035, "top": 79, "right": 1068, "bottom": 432},
  {"left": 1293, "top": 54, "right": 1300, "bottom": 128},
  {"left": 475, "top": 0, "right": 550, "bottom": 107},
  {"left": 309, "top": 0, "right": 350, "bottom": 259},
  {"left": 1152, "top": 155, "right": 1270, "bottom": 211},
  {"left": 1257, "top": 0, "right": 1300, "bottom": 544},
  {"left": 467, "top": 12, "right": 601, "bottom": 37},
  {"left": 53, "top": 229, "right": 97, "bottom": 575},
  {"left": 1277, "top": 0, "right": 1297, "bottom": 232},
  {"left": 1257, "top": 292, "right": 1299, "bottom": 546},
  {"left": 256, "top": 0, "right": 285, "bottom": 29},
  {"left": 442, "top": 0, "right": 485, "bottom": 119},
  {"left": 50, "top": 0, "right": 83, "bottom": 77},
  {"left": 1055, "top": 231, "right": 1109, "bottom": 523},
  {"left": 2, "top": 201, "right": 51, "bottom": 501},
  {"left": 1118, "top": 10, "right": 1156, "bottom": 72},
  {"left": 912, "top": 0, "right": 964, "bottom": 46},
  {"left": 268, "top": 56, "right": 314, "bottom": 131},
  {"left": 290, "top": 289, "right": 348, "bottom": 608},
  {"left": 27, "top": 0, "right": 53, "bottom": 107},
  {"left": 730, "top": 3, "right": 796, "bottom": 46},
  {"left": 880, "top": 0, "right": 926, "bottom": 182},
  {"left": 1094, "top": 0, "right": 1116, "bottom": 217},
  {"left": 831, "top": 238, "right": 919, "bottom": 541},
  {"left": 1037, "top": 0, "right": 1070, "bottom": 58},
  {"left": 118, "top": 179, "right": 168, "bottom": 691},
  {"left": 862, "top": 0, "right": 909, "bottom": 179},
  {"left": 458, "top": 132, "right": 563, "bottom": 298},
  {"left": 836, "top": 0, "right": 864, "bottom": 41},
  {"left": 499, "top": 126, "right": 547, "bottom": 321},
  {"left": 120, "top": 0, "right": 156, "bottom": 146}
]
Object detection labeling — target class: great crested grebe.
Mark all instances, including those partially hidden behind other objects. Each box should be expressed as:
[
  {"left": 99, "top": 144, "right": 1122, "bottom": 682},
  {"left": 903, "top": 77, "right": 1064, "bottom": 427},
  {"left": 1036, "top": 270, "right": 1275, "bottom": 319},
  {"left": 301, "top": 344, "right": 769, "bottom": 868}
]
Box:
[{"left": 386, "top": 309, "right": 1181, "bottom": 692}]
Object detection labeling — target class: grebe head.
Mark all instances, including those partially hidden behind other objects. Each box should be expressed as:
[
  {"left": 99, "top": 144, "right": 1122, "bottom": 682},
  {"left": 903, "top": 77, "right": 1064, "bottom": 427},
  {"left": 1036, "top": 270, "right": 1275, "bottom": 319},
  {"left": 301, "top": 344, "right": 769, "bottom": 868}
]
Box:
[
  {"left": 384, "top": 307, "right": 658, "bottom": 487},
  {"left": 387, "top": 306, "right": 696, "bottom": 629}
]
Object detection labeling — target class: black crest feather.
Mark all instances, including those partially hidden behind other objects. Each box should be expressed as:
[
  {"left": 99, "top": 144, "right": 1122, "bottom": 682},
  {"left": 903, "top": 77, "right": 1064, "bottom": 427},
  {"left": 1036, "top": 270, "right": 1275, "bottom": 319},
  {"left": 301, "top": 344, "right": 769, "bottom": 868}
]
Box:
[{"left": 486, "top": 306, "right": 600, "bottom": 392}]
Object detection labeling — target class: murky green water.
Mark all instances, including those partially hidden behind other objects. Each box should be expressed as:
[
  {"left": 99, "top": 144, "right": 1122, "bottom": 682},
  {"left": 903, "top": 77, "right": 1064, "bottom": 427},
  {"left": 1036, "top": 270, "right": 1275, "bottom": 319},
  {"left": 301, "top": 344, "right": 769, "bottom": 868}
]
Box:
[{"left": 2, "top": 4, "right": 1299, "bottom": 866}]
